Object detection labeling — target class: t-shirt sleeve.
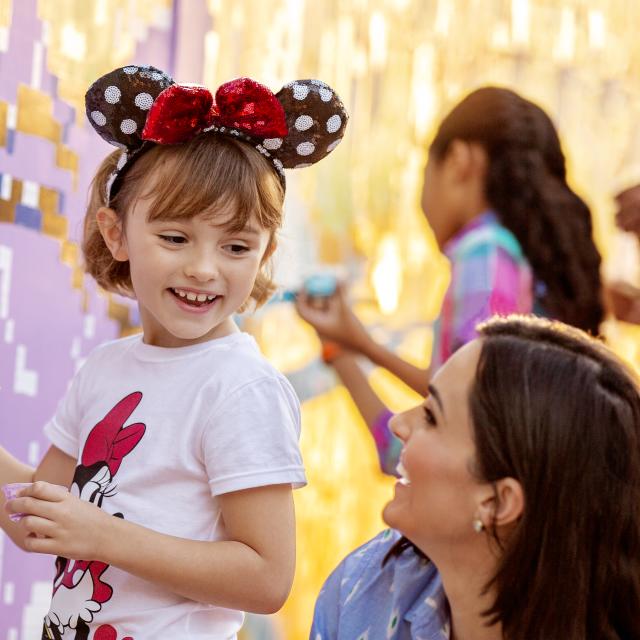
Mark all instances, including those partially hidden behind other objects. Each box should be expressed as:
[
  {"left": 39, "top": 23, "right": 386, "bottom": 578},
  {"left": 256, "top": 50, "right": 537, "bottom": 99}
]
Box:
[
  {"left": 42, "top": 366, "right": 85, "bottom": 459},
  {"left": 448, "top": 241, "right": 533, "bottom": 354},
  {"left": 202, "top": 375, "right": 306, "bottom": 495}
]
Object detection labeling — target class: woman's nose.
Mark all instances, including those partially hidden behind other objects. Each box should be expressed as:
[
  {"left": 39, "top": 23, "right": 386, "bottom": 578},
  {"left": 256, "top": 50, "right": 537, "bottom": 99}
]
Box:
[{"left": 389, "top": 412, "right": 411, "bottom": 442}]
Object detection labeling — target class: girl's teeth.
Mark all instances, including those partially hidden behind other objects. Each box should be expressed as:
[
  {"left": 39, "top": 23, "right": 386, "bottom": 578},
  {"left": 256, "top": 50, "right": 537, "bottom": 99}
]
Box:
[{"left": 172, "top": 288, "right": 217, "bottom": 303}]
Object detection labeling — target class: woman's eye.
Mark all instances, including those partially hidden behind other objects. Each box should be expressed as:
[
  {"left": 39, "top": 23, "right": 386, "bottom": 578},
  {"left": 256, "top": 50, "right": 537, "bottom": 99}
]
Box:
[
  {"left": 159, "top": 235, "right": 186, "bottom": 244},
  {"left": 423, "top": 406, "right": 437, "bottom": 426}
]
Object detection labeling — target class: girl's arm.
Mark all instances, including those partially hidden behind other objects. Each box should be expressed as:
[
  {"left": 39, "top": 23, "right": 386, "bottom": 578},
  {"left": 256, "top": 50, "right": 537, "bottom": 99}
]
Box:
[
  {"left": 0, "top": 445, "right": 75, "bottom": 548},
  {"left": 329, "top": 352, "right": 402, "bottom": 476},
  {"left": 7, "top": 481, "right": 296, "bottom": 614},
  {"left": 329, "top": 351, "right": 387, "bottom": 427},
  {"left": 295, "top": 287, "right": 431, "bottom": 397},
  {"left": 355, "top": 339, "right": 431, "bottom": 398}
]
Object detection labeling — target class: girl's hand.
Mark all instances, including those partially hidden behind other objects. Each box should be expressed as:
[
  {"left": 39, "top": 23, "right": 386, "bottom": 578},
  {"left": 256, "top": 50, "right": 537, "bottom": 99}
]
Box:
[
  {"left": 295, "top": 283, "right": 372, "bottom": 354},
  {"left": 5, "top": 481, "right": 112, "bottom": 560},
  {"left": 615, "top": 185, "right": 640, "bottom": 238},
  {"left": 616, "top": 204, "right": 640, "bottom": 237},
  {"left": 606, "top": 281, "right": 640, "bottom": 325}
]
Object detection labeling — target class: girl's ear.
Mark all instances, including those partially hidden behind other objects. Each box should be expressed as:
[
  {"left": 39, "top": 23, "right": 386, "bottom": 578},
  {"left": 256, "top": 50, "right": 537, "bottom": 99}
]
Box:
[
  {"left": 96, "top": 207, "right": 129, "bottom": 261},
  {"left": 477, "top": 477, "right": 524, "bottom": 530},
  {"left": 443, "top": 139, "right": 472, "bottom": 180},
  {"left": 445, "top": 139, "right": 488, "bottom": 182}
]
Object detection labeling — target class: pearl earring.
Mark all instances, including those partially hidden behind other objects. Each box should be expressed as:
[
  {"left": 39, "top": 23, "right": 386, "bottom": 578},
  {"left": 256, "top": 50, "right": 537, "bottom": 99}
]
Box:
[{"left": 472, "top": 518, "right": 484, "bottom": 533}]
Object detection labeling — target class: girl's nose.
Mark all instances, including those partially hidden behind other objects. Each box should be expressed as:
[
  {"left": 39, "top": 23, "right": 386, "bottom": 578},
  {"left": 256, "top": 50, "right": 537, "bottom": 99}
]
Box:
[{"left": 184, "top": 251, "right": 219, "bottom": 282}]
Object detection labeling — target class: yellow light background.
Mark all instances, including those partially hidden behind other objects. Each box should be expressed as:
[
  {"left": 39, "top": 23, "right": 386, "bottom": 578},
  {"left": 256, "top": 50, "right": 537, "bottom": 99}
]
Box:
[
  {"left": 202, "top": 4, "right": 640, "bottom": 636},
  {"left": 12, "top": 1, "right": 640, "bottom": 638}
]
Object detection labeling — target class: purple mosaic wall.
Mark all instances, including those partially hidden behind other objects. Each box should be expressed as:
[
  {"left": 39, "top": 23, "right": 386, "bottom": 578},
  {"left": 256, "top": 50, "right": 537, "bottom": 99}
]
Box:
[{"left": 0, "top": 2, "right": 186, "bottom": 637}]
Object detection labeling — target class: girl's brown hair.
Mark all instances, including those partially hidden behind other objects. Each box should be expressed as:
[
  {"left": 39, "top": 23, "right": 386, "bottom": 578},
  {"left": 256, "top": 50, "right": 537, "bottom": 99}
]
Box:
[
  {"left": 430, "top": 87, "right": 604, "bottom": 335},
  {"left": 83, "top": 133, "right": 285, "bottom": 309}
]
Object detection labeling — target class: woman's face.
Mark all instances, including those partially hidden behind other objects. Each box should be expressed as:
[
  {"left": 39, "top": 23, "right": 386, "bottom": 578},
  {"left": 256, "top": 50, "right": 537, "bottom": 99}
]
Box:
[{"left": 382, "top": 339, "right": 488, "bottom": 551}]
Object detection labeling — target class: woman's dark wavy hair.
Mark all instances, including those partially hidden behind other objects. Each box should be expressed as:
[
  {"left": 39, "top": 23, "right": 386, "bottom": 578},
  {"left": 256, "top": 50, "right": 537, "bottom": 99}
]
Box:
[
  {"left": 430, "top": 87, "right": 604, "bottom": 335},
  {"left": 387, "top": 315, "right": 640, "bottom": 639}
]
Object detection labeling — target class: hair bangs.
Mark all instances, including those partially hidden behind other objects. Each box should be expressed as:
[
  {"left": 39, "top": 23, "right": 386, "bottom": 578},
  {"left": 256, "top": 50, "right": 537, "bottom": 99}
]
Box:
[{"left": 132, "top": 135, "right": 280, "bottom": 230}]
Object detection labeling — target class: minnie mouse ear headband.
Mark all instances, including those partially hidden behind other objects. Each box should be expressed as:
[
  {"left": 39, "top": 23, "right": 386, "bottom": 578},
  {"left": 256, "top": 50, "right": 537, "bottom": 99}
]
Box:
[{"left": 85, "top": 65, "right": 349, "bottom": 204}]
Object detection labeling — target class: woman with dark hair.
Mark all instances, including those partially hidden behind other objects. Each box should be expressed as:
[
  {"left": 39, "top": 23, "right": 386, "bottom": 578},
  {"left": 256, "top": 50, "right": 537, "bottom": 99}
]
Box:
[
  {"left": 311, "top": 315, "right": 640, "bottom": 640},
  {"left": 296, "top": 87, "right": 605, "bottom": 476}
]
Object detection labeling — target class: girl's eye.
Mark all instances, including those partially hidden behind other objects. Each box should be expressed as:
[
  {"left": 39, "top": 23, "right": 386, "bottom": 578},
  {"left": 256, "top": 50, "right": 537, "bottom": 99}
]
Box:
[
  {"left": 226, "top": 244, "right": 250, "bottom": 254},
  {"left": 423, "top": 406, "right": 437, "bottom": 427},
  {"left": 159, "top": 235, "right": 187, "bottom": 244}
]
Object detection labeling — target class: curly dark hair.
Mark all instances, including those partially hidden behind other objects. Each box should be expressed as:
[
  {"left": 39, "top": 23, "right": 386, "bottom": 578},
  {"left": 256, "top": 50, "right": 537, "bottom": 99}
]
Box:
[{"left": 430, "top": 87, "right": 604, "bottom": 334}]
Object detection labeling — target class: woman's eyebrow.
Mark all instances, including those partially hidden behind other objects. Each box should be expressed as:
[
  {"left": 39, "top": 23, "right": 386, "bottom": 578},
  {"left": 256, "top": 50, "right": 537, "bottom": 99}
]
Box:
[{"left": 428, "top": 384, "right": 445, "bottom": 417}]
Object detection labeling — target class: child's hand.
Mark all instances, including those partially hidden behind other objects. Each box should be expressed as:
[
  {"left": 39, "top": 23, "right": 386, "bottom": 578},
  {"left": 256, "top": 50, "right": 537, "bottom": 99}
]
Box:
[
  {"left": 295, "top": 282, "right": 371, "bottom": 354},
  {"left": 615, "top": 184, "right": 640, "bottom": 238},
  {"left": 5, "top": 481, "right": 112, "bottom": 560}
]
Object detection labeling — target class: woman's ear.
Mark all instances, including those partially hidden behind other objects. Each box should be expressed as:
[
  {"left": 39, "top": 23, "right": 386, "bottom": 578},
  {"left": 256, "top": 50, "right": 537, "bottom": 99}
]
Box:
[
  {"left": 96, "top": 207, "right": 128, "bottom": 261},
  {"left": 477, "top": 477, "right": 524, "bottom": 529}
]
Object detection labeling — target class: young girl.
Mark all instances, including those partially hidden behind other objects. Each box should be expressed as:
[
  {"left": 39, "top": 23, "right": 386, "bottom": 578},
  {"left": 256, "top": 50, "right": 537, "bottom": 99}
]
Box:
[
  {"left": 296, "top": 86, "right": 603, "bottom": 475},
  {"left": 0, "top": 65, "right": 347, "bottom": 639}
]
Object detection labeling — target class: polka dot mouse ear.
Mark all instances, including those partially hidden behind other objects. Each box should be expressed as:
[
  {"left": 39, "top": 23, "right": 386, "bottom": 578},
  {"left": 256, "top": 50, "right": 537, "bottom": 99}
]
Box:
[
  {"left": 85, "top": 65, "right": 174, "bottom": 150},
  {"left": 85, "top": 67, "right": 348, "bottom": 203},
  {"left": 267, "top": 80, "right": 348, "bottom": 169}
]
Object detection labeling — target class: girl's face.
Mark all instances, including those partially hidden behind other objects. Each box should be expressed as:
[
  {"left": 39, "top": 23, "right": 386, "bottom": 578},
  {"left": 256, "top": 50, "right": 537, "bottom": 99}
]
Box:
[
  {"left": 420, "top": 153, "right": 456, "bottom": 248},
  {"left": 420, "top": 142, "right": 489, "bottom": 248},
  {"left": 382, "top": 340, "right": 489, "bottom": 553},
  {"left": 114, "top": 197, "right": 272, "bottom": 347}
]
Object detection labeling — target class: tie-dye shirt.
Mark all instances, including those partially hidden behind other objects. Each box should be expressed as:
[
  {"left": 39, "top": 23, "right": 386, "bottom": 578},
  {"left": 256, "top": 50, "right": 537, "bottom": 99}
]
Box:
[
  {"left": 430, "top": 211, "right": 535, "bottom": 370},
  {"left": 311, "top": 529, "right": 450, "bottom": 640},
  {"left": 371, "top": 212, "right": 538, "bottom": 475}
]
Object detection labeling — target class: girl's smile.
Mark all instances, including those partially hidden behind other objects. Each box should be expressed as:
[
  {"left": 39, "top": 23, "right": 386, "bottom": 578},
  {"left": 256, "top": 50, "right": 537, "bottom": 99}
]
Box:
[{"left": 169, "top": 287, "right": 221, "bottom": 313}]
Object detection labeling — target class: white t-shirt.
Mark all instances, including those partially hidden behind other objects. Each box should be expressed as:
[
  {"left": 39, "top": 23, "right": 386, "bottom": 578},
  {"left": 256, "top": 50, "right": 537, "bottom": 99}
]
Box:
[{"left": 42, "top": 331, "right": 306, "bottom": 639}]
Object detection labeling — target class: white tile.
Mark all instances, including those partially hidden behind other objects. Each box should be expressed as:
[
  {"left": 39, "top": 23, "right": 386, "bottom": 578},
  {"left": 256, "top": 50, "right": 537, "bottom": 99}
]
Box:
[
  {"left": 6, "top": 105, "right": 16, "bottom": 130},
  {"left": 20, "top": 181, "right": 40, "bottom": 209},
  {"left": 83, "top": 314, "right": 96, "bottom": 339},
  {"left": 4, "top": 318, "right": 14, "bottom": 343},
  {"left": 0, "top": 245, "right": 12, "bottom": 319},
  {"left": 70, "top": 337, "right": 81, "bottom": 359},
  {"left": 30, "top": 41, "right": 43, "bottom": 90},
  {"left": 28, "top": 441, "right": 40, "bottom": 466},
  {"left": 14, "top": 345, "right": 39, "bottom": 397},
  {"left": 1, "top": 175, "right": 13, "bottom": 201},
  {"left": 3, "top": 581, "right": 14, "bottom": 604},
  {"left": 0, "top": 27, "right": 9, "bottom": 53}
]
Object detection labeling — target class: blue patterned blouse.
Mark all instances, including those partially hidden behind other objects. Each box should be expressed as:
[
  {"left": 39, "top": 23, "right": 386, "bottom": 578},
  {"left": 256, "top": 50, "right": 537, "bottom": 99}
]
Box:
[{"left": 311, "top": 529, "right": 451, "bottom": 639}]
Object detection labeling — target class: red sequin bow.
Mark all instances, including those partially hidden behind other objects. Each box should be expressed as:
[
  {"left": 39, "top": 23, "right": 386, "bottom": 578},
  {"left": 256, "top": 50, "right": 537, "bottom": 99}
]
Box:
[{"left": 142, "top": 77, "right": 288, "bottom": 145}]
